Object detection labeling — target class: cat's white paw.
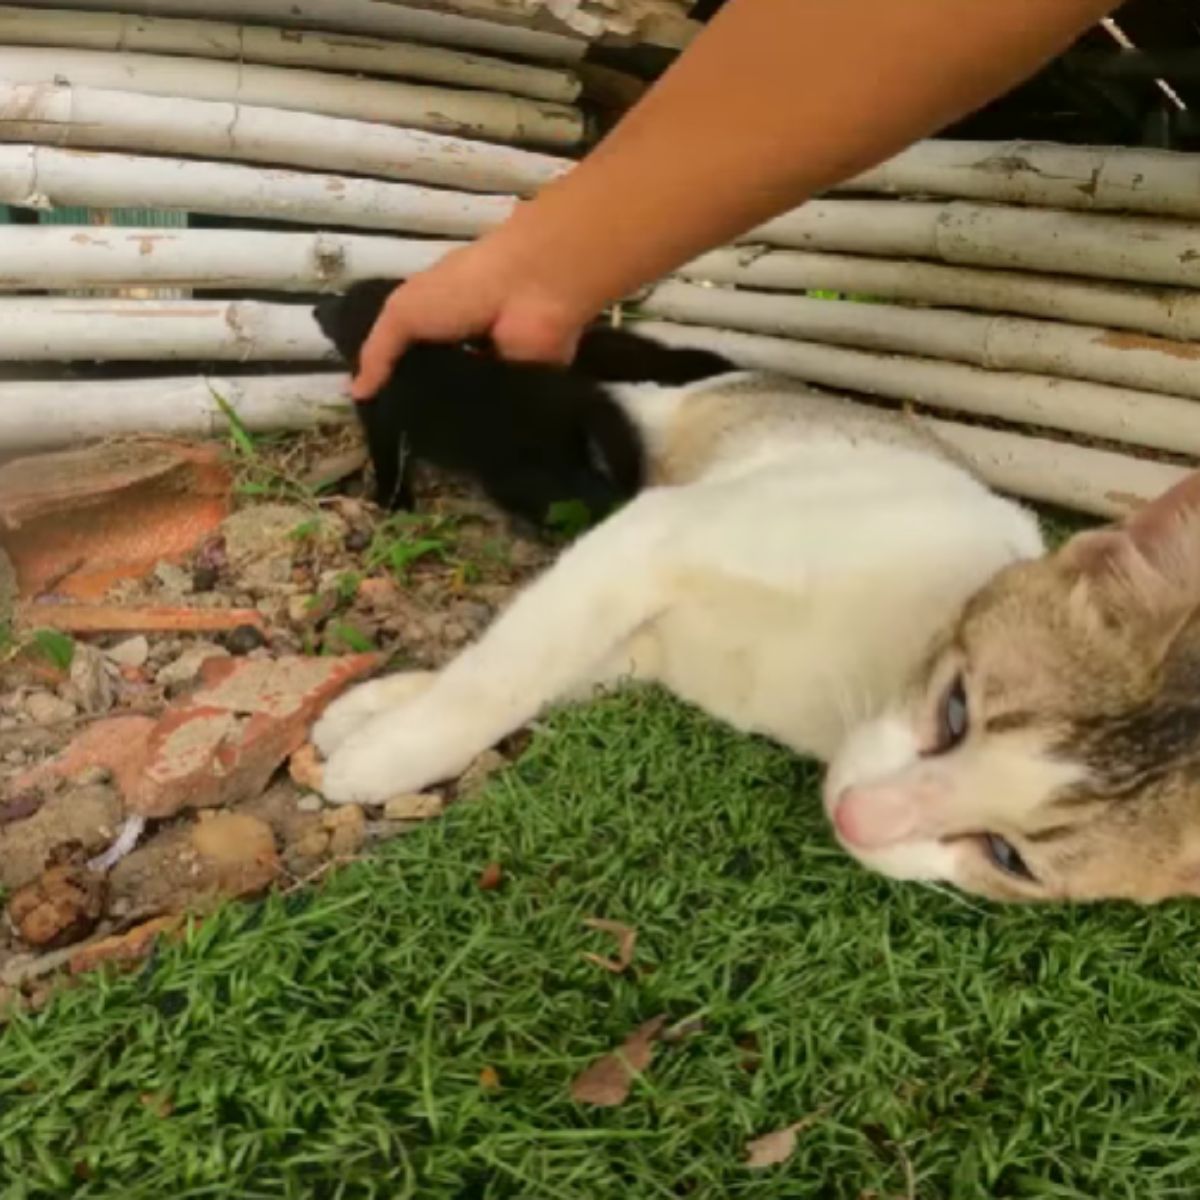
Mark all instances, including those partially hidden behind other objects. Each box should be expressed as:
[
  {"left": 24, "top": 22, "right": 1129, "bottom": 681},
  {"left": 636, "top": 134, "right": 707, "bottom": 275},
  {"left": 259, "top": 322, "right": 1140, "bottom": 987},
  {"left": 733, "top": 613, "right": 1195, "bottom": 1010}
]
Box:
[
  {"left": 320, "top": 706, "right": 484, "bottom": 805},
  {"left": 312, "top": 671, "right": 435, "bottom": 758}
]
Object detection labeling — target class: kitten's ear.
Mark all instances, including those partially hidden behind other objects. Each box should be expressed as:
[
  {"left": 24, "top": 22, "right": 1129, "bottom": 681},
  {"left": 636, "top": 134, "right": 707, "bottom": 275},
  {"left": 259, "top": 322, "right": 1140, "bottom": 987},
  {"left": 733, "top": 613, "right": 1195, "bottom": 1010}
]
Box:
[{"left": 1059, "top": 470, "right": 1200, "bottom": 602}]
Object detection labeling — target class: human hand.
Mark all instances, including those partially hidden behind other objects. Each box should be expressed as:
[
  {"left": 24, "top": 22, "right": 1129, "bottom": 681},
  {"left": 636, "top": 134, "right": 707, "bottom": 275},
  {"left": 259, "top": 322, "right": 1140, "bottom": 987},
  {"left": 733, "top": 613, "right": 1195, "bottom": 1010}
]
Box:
[{"left": 350, "top": 236, "right": 590, "bottom": 400}]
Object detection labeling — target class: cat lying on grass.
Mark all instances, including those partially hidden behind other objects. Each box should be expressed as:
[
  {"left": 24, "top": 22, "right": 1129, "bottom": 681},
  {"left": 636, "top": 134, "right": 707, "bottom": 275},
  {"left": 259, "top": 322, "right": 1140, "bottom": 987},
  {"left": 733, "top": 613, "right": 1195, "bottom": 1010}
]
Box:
[{"left": 313, "top": 325, "right": 1200, "bottom": 904}]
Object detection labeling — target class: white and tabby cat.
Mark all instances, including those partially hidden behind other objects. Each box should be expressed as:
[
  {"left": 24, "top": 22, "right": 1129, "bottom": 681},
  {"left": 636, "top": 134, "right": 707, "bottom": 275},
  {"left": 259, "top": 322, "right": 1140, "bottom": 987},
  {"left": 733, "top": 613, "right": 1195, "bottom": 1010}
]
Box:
[{"left": 316, "top": 353, "right": 1200, "bottom": 904}]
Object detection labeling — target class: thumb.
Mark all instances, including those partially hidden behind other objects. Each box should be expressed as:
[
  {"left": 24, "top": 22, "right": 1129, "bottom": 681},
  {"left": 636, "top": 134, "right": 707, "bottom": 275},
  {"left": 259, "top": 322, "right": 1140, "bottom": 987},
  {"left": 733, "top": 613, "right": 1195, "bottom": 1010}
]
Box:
[
  {"left": 491, "top": 305, "right": 581, "bottom": 366},
  {"left": 351, "top": 307, "right": 409, "bottom": 401}
]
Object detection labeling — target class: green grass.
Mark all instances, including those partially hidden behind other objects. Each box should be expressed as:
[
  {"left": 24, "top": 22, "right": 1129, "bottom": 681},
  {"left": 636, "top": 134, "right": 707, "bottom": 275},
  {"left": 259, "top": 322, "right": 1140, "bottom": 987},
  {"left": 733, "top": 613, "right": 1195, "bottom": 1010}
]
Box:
[{"left": 4, "top": 689, "right": 1200, "bottom": 1199}]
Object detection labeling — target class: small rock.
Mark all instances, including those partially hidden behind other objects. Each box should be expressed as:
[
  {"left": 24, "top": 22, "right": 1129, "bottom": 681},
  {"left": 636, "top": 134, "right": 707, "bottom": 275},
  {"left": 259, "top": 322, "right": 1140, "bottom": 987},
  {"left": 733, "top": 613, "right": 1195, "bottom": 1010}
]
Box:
[
  {"left": 295, "top": 794, "right": 323, "bottom": 814},
  {"left": 288, "top": 744, "right": 324, "bottom": 792},
  {"left": 104, "top": 636, "right": 150, "bottom": 670},
  {"left": 66, "top": 644, "right": 114, "bottom": 715},
  {"left": 0, "top": 546, "right": 16, "bottom": 626},
  {"left": 457, "top": 749, "right": 507, "bottom": 798},
  {"left": 190, "top": 812, "right": 279, "bottom": 896},
  {"left": 7, "top": 860, "right": 105, "bottom": 948},
  {"left": 356, "top": 576, "right": 399, "bottom": 609},
  {"left": 191, "top": 564, "right": 220, "bottom": 593},
  {"left": 23, "top": 691, "right": 76, "bottom": 726},
  {"left": 286, "top": 828, "right": 330, "bottom": 865},
  {"left": 154, "top": 562, "right": 194, "bottom": 598},
  {"left": 0, "top": 783, "right": 122, "bottom": 890},
  {"left": 155, "top": 643, "right": 229, "bottom": 690},
  {"left": 287, "top": 594, "right": 316, "bottom": 625},
  {"left": 322, "top": 805, "right": 365, "bottom": 856},
  {"left": 223, "top": 625, "right": 267, "bottom": 656},
  {"left": 383, "top": 793, "right": 445, "bottom": 822}
]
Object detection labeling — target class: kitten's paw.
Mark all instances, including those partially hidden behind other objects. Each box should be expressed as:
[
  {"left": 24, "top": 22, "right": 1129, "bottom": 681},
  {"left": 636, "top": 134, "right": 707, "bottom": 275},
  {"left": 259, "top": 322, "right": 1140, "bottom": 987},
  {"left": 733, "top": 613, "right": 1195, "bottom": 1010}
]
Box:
[
  {"left": 321, "top": 708, "right": 483, "bottom": 805},
  {"left": 312, "top": 671, "right": 435, "bottom": 757}
]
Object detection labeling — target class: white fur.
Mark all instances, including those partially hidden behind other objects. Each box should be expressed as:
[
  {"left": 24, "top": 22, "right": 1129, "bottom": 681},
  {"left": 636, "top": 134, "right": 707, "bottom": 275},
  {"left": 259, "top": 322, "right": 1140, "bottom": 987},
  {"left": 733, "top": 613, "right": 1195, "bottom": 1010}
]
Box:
[{"left": 316, "top": 373, "right": 1045, "bottom": 879}]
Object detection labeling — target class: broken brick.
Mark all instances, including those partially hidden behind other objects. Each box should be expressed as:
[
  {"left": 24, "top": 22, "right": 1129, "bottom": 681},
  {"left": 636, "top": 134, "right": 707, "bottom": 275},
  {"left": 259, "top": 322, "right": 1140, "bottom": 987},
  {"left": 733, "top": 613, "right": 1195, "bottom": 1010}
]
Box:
[
  {"left": 129, "top": 654, "right": 380, "bottom": 818},
  {"left": 68, "top": 915, "right": 182, "bottom": 975},
  {"left": 0, "top": 439, "right": 231, "bottom": 601},
  {"left": 10, "top": 715, "right": 156, "bottom": 806},
  {"left": 17, "top": 604, "right": 266, "bottom": 636},
  {"left": 7, "top": 861, "right": 105, "bottom": 949}
]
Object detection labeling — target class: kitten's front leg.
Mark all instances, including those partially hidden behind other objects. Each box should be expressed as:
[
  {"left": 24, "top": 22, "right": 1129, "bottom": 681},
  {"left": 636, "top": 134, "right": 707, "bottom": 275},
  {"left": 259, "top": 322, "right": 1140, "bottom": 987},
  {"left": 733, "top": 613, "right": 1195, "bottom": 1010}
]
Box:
[{"left": 320, "top": 489, "right": 685, "bottom": 804}]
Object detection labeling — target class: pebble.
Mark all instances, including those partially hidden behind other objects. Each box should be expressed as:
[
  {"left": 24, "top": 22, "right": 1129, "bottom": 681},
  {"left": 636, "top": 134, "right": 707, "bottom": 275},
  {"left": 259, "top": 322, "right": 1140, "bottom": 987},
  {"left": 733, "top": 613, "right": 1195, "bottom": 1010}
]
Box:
[
  {"left": 24, "top": 691, "right": 77, "bottom": 725},
  {"left": 153, "top": 562, "right": 195, "bottom": 598},
  {"left": 223, "top": 625, "right": 267, "bottom": 656},
  {"left": 384, "top": 793, "right": 445, "bottom": 821},
  {"left": 155, "top": 644, "right": 229, "bottom": 690},
  {"left": 104, "top": 636, "right": 150, "bottom": 670},
  {"left": 322, "top": 805, "right": 366, "bottom": 856},
  {"left": 67, "top": 644, "right": 114, "bottom": 715}
]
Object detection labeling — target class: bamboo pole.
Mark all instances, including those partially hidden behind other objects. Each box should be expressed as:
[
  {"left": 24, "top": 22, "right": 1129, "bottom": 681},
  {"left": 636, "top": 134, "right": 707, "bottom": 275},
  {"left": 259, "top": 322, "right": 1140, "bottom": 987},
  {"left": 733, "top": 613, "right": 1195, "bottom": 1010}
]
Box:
[
  {"left": 750, "top": 200, "right": 1200, "bottom": 290},
  {"left": 0, "top": 46, "right": 585, "bottom": 149},
  {"left": 841, "top": 139, "right": 1200, "bottom": 221},
  {"left": 0, "top": 227, "right": 461, "bottom": 292},
  {"left": 13, "top": 0, "right": 587, "bottom": 64},
  {"left": 680, "top": 247, "right": 1200, "bottom": 343},
  {"left": 632, "top": 320, "right": 1200, "bottom": 459},
  {"left": 640, "top": 280, "right": 1200, "bottom": 401},
  {"left": 923, "top": 417, "right": 1187, "bottom": 519},
  {"left": 0, "top": 145, "right": 516, "bottom": 238},
  {"left": 0, "top": 81, "right": 568, "bottom": 194},
  {"left": 636, "top": 321, "right": 1187, "bottom": 519},
  {"left": 371, "top": 0, "right": 697, "bottom": 48},
  {"left": 0, "top": 298, "right": 333, "bottom": 362},
  {"left": 0, "top": 372, "right": 349, "bottom": 454},
  {"left": 0, "top": 5, "right": 581, "bottom": 103}
]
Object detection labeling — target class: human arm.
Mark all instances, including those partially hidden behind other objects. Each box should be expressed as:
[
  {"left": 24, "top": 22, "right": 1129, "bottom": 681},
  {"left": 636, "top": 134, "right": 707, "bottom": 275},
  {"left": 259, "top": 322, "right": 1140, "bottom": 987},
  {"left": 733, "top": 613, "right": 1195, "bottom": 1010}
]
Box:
[{"left": 353, "top": 0, "right": 1117, "bottom": 398}]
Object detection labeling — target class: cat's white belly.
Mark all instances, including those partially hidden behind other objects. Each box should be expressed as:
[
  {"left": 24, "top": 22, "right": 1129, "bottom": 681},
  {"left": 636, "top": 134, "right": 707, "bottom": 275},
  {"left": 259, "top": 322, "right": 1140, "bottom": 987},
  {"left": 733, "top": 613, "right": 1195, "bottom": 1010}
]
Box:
[{"left": 634, "top": 449, "right": 1045, "bottom": 763}]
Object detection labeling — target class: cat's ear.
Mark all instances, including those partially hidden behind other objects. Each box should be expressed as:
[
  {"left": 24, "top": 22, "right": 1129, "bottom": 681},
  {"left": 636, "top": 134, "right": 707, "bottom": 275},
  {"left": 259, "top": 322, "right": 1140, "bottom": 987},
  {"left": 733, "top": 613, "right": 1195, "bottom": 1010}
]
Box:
[{"left": 1059, "top": 471, "right": 1200, "bottom": 604}]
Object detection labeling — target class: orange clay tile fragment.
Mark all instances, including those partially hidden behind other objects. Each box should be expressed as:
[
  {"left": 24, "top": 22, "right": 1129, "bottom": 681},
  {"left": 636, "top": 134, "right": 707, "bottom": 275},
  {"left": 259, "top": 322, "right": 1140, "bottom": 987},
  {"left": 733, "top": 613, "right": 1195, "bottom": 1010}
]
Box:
[
  {"left": 0, "top": 439, "right": 231, "bottom": 602},
  {"left": 16, "top": 604, "right": 265, "bottom": 636}
]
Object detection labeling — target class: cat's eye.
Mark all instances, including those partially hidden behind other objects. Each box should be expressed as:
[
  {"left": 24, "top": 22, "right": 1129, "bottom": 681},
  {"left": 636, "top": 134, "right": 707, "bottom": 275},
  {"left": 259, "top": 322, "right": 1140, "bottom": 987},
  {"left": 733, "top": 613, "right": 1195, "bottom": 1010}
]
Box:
[
  {"left": 933, "top": 674, "right": 969, "bottom": 753},
  {"left": 982, "top": 833, "right": 1036, "bottom": 882}
]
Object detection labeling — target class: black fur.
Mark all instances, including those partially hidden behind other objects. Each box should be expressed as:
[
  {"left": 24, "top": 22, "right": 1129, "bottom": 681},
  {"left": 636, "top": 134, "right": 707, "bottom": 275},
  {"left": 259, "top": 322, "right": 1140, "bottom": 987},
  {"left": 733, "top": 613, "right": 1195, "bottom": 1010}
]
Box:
[{"left": 311, "top": 279, "right": 733, "bottom": 525}]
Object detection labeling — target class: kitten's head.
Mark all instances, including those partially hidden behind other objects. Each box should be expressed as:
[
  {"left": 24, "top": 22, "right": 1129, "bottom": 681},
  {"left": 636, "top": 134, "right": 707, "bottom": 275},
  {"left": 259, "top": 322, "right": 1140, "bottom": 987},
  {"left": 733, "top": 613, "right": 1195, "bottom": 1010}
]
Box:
[
  {"left": 312, "top": 279, "right": 397, "bottom": 372},
  {"left": 826, "top": 472, "right": 1200, "bottom": 903}
]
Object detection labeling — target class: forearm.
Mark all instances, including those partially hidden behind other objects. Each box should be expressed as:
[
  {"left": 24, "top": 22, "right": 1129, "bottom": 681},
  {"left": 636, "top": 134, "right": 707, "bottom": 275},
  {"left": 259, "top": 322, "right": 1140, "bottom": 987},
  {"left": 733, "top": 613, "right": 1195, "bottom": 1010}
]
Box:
[{"left": 492, "top": 0, "right": 1117, "bottom": 313}]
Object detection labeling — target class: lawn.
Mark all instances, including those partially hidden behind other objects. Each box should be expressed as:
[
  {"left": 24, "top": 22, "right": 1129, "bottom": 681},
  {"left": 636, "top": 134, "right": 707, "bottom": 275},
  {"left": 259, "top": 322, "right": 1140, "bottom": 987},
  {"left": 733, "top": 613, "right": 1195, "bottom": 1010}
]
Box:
[{"left": 3, "top": 687, "right": 1200, "bottom": 1199}]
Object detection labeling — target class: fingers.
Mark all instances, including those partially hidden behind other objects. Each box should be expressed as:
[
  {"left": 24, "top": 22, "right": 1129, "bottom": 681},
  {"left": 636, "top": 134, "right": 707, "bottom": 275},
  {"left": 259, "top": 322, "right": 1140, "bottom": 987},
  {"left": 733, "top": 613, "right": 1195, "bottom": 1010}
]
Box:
[{"left": 350, "top": 290, "right": 409, "bottom": 401}]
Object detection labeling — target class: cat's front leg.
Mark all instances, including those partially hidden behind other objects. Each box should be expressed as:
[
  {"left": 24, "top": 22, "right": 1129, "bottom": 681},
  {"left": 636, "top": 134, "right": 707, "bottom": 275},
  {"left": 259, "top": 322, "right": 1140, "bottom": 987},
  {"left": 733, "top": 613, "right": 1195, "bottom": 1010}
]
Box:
[
  {"left": 312, "top": 670, "right": 435, "bottom": 758},
  {"left": 320, "top": 489, "right": 686, "bottom": 804}
]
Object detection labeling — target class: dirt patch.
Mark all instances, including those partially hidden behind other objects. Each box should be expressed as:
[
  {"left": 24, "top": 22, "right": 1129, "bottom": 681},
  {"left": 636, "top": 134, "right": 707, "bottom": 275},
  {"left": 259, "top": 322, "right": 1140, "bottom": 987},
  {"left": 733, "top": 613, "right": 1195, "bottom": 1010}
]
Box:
[{"left": 0, "top": 429, "right": 555, "bottom": 1008}]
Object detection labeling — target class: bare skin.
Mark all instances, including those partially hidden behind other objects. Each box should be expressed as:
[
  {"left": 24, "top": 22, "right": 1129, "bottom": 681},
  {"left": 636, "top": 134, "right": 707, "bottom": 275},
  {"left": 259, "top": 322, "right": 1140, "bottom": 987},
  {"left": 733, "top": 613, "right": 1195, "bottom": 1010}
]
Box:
[{"left": 351, "top": 0, "right": 1117, "bottom": 400}]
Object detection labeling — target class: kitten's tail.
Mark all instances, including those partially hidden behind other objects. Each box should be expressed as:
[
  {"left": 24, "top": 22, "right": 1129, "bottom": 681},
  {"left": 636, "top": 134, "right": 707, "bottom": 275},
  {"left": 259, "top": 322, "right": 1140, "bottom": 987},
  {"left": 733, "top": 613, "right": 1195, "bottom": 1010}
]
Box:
[{"left": 582, "top": 395, "right": 645, "bottom": 497}]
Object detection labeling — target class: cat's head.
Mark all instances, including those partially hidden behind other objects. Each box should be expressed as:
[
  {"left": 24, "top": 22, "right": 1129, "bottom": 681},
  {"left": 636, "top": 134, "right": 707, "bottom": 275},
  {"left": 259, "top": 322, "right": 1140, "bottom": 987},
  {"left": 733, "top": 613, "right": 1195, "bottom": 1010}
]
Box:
[
  {"left": 312, "top": 278, "right": 397, "bottom": 371},
  {"left": 826, "top": 471, "right": 1200, "bottom": 903}
]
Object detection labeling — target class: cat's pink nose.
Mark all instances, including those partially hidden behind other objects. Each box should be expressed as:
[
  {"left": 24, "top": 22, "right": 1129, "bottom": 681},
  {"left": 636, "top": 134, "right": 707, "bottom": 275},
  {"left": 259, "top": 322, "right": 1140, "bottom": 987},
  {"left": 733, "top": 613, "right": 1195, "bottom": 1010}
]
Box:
[{"left": 833, "top": 786, "right": 919, "bottom": 849}]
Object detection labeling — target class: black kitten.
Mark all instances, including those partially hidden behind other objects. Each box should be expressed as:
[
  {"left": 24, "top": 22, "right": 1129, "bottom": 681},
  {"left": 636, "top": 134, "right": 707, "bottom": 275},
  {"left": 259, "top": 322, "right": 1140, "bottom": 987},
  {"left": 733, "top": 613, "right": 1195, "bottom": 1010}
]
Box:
[{"left": 311, "top": 279, "right": 733, "bottom": 526}]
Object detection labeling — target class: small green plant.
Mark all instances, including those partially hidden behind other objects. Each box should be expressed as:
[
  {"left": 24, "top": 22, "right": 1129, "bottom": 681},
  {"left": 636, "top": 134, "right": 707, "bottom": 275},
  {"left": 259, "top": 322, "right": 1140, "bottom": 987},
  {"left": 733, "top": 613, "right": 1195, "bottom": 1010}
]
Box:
[
  {"left": 545, "top": 499, "right": 595, "bottom": 541},
  {"left": 323, "top": 621, "right": 376, "bottom": 655},
  {"left": 211, "top": 387, "right": 318, "bottom": 506},
  {"left": 30, "top": 628, "right": 74, "bottom": 673},
  {"left": 367, "top": 513, "right": 460, "bottom": 581}
]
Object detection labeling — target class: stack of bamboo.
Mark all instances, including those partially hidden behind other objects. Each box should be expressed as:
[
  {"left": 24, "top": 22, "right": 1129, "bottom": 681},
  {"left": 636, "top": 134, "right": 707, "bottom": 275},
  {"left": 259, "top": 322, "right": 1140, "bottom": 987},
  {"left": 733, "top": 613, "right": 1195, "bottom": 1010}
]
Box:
[{"left": 0, "top": 3, "right": 1197, "bottom": 518}]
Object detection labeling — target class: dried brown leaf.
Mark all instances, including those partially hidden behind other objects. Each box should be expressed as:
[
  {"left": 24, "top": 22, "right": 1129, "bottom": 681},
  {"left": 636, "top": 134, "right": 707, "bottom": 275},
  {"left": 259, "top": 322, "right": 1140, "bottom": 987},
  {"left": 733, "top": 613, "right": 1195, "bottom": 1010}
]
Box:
[
  {"left": 478, "top": 1066, "right": 501, "bottom": 1091},
  {"left": 569, "top": 1014, "right": 667, "bottom": 1107},
  {"left": 582, "top": 917, "right": 637, "bottom": 973},
  {"left": 744, "top": 1116, "right": 819, "bottom": 1169},
  {"left": 477, "top": 861, "right": 503, "bottom": 891}
]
